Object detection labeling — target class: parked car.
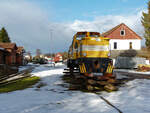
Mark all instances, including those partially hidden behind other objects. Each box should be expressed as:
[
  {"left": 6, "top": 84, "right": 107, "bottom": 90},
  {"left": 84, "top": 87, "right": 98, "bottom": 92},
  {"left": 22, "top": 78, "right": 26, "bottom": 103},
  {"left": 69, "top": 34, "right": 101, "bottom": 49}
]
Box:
[{"left": 32, "top": 58, "right": 48, "bottom": 64}]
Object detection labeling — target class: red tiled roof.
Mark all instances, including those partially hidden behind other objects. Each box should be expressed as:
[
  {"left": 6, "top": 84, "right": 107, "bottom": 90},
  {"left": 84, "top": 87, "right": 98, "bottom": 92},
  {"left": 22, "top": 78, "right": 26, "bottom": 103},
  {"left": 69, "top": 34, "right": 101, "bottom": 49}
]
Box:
[
  {"left": 55, "top": 53, "right": 62, "bottom": 57},
  {"left": 0, "top": 43, "right": 17, "bottom": 49},
  {"left": 101, "top": 23, "right": 142, "bottom": 40}
]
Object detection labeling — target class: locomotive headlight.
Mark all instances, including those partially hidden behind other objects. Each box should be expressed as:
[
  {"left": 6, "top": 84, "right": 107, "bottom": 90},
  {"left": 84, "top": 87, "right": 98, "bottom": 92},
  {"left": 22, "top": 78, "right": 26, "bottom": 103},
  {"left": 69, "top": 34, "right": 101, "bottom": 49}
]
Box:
[
  {"left": 108, "top": 52, "right": 110, "bottom": 57},
  {"left": 95, "top": 38, "right": 101, "bottom": 41},
  {"left": 83, "top": 52, "right": 87, "bottom": 56}
]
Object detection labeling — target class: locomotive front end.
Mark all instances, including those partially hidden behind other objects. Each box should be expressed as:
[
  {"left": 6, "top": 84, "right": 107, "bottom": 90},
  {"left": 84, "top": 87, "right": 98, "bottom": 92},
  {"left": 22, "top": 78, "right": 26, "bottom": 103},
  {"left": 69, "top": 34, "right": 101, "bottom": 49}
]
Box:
[{"left": 77, "top": 32, "right": 113, "bottom": 78}]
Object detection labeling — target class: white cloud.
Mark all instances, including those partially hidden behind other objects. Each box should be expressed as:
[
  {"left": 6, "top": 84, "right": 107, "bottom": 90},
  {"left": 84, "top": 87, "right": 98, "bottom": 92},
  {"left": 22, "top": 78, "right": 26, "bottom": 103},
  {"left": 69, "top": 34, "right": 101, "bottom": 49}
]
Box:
[
  {"left": 70, "top": 11, "right": 145, "bottom": 40},
  {"left": 0, "top": 0, "right": 51, "bottom": 54},
  {"left": 0, "top": 0, "right": 77, "bottom": 54},
  {"left": 0, "top": 0, "right": 145, "bottom": 55}
]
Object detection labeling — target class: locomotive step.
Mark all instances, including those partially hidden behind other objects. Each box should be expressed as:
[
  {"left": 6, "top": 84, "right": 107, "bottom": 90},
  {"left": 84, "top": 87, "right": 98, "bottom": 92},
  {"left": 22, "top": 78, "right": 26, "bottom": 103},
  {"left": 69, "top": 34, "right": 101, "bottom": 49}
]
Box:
[
  {"left": 63, "top": 71, "right": 80, "bottom": 73},
  {"left": 64, "top": 68, "right": 79, "bottom": 71}
]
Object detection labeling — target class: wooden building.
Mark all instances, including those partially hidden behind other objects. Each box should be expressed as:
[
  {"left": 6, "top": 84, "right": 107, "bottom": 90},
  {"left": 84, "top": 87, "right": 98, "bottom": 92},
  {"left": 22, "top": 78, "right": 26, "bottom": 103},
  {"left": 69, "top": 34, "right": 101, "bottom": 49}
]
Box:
[
  {"left": 16, "top": 46, "right": 25, "bottom": 65},
  {"left": 0, "top": 43, "right": 18, "bottom": 65},
  {"left": 0, "top": 48, "right": 8, "bottom": 64}
]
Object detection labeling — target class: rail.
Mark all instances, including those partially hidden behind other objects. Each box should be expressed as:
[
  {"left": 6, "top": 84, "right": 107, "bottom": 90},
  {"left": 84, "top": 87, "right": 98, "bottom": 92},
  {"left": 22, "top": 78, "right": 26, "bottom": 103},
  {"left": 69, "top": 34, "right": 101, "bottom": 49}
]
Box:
[
  {"left": 0, "top": 66, "right": 34, "bottom": 86},
  {"left": 95, "top": 93, "right": 123, "bottom": 113}
]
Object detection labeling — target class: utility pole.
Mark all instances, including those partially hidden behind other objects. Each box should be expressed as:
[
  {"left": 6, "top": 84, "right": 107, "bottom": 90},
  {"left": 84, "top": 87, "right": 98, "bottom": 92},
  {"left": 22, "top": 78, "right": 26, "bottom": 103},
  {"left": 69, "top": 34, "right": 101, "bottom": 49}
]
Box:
[{"left": 50, "top": 29, "right": 54, "bottom": 66}]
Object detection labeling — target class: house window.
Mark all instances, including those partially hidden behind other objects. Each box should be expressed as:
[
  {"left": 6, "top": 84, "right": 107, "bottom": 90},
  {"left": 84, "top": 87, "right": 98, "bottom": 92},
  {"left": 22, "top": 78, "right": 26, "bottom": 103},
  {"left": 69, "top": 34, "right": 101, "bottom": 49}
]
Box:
[
  {"left": 129, "top": 42, "right": 132, "bottom": 49},
  {"left": 120, "top": 30, "right": 125, "bottom": 36},
  {"left": 114, "top": 42, "right": 117, "bottom": 49}
]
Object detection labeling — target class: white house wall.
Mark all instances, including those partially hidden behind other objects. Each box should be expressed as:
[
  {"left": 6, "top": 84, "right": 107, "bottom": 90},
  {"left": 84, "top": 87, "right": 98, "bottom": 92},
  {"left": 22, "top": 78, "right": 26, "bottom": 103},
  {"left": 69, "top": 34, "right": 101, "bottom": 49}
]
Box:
[{"left": 109, "top": 39, "right": 141, "bottom": 50}]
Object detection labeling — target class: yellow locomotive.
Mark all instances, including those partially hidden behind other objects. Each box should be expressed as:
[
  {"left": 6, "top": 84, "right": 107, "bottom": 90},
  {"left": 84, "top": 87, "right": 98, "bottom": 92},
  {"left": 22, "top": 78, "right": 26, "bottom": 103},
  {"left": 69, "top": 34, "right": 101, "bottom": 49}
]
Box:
[{"left": 67, "top": 31, "right": 113, "bottom": 77}]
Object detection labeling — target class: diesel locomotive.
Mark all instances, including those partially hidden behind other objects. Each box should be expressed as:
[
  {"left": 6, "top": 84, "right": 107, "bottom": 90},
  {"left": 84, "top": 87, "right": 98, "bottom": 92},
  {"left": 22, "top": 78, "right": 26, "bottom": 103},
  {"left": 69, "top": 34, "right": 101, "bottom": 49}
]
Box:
[{"left": 67, "top": 31, "right": 113, "bottom": 77}]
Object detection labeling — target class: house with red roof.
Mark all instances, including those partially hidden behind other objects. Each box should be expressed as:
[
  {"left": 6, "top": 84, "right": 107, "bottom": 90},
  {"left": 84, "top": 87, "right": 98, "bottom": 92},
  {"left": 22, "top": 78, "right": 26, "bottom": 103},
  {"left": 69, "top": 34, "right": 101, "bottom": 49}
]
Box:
[
  {"left": 0, "top": 43, "right": 25, "bottom": 65},
  {"left": 102, "top": 23, "right": 142, "bottom": 50},
  {"left": 54, "top": 53, "right": 63, "bottom": 63}
]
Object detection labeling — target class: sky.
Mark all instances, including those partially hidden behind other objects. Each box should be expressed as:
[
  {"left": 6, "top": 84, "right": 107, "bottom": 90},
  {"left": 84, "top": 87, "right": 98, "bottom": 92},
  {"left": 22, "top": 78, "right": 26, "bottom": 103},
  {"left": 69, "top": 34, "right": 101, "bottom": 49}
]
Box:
[{"left": 0, "top": 0, "right": 148, "bottom": 55}]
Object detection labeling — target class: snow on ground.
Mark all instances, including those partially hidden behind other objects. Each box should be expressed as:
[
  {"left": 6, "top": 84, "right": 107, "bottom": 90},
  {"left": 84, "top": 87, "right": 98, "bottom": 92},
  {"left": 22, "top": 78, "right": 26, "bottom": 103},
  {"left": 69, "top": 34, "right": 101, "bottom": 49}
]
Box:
[
  {"left": 18, "top": 63, "right": 37, "bottom": 72},
  {"left": 19, "top": 66, "right": 29, "bottom": 72},
  {"left": 114, "top": 69, "right": 150, "bottom": 75},
  {"left": 1, "top": 63, "right": 150, "bottom": 113}
]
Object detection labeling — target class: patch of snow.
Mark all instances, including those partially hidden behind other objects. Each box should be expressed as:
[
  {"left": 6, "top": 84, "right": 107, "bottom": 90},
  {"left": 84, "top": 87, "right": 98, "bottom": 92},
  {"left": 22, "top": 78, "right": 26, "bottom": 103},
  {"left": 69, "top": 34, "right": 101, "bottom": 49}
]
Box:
[
  {"left": 19, "top": 63, "right": 38, "bottom": 72},
  {"left": 31, "top": 64, "right": 64, "bottom": 78},
  {"left": 1, "top": 64, "right": 150, "bottom": 113},
  {"left": 19, "top": 66, "right": 29, "bottom": 72}
]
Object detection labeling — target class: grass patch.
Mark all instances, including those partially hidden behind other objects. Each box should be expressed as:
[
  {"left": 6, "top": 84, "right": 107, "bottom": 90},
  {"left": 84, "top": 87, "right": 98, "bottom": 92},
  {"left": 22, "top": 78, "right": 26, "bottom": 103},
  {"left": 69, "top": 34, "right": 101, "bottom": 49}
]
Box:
[{"left": 0, "top": 76, "right": 40, "bottom": 93}]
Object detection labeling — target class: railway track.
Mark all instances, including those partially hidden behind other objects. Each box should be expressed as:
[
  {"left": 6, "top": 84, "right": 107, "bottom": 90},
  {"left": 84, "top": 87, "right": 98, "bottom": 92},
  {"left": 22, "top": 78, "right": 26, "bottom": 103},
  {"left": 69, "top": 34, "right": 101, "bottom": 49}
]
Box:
[{"left": 0, "top": 66, "right": 34, "bottom": 86}]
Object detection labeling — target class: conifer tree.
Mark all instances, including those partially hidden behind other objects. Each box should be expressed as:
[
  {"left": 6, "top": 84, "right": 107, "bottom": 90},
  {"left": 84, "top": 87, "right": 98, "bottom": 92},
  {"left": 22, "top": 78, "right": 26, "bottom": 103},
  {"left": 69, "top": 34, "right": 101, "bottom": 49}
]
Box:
[
  {"left": 141, "top": 1, "right": 150, "bottom": 49},
  {"left": 0, "top": 27, "right": 11, "bottom": 43}
]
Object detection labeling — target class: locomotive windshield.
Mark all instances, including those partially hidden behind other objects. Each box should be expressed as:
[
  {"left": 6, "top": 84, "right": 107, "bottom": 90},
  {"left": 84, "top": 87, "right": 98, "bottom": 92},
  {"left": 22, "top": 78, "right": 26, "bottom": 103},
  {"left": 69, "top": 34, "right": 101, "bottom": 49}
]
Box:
[
  {"left": 76, "top": 32, "right": 100, "bottom": 40},
  {"left": 76, "top": 32, "right": 87, "bottom": 40},
  {"left": 76, "top": 34, "right": 86, "bottom": 38},
  {"left": 89, "top": 32, "right": 100, "bottom": 37}
]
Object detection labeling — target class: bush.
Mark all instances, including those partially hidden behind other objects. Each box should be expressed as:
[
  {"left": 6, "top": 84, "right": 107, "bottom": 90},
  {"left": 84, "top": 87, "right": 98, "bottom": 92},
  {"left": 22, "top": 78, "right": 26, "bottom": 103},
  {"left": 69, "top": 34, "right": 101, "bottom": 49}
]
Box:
[
  {"left": 110, "top": 49, "right": 150, "bottom": 59},
  {"left": 119, "top": 50, "right": 137, "bottom": 57}
]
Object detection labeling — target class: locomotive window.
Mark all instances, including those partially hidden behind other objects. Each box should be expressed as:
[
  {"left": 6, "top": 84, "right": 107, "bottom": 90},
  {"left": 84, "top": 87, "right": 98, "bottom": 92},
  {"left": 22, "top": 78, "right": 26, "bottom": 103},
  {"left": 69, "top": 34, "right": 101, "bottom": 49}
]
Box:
[
  {"left": 90, "top": 34, "right": 99, "bottom": 37},
  {"left": 90, "top": 33, "right": 100, "bottom": 37},
  {"left": 74, "top": 42, "right": 78, "bottom": 49},
  {"left": 76, "top": 34, "right": 86, "bottom": 38}
]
